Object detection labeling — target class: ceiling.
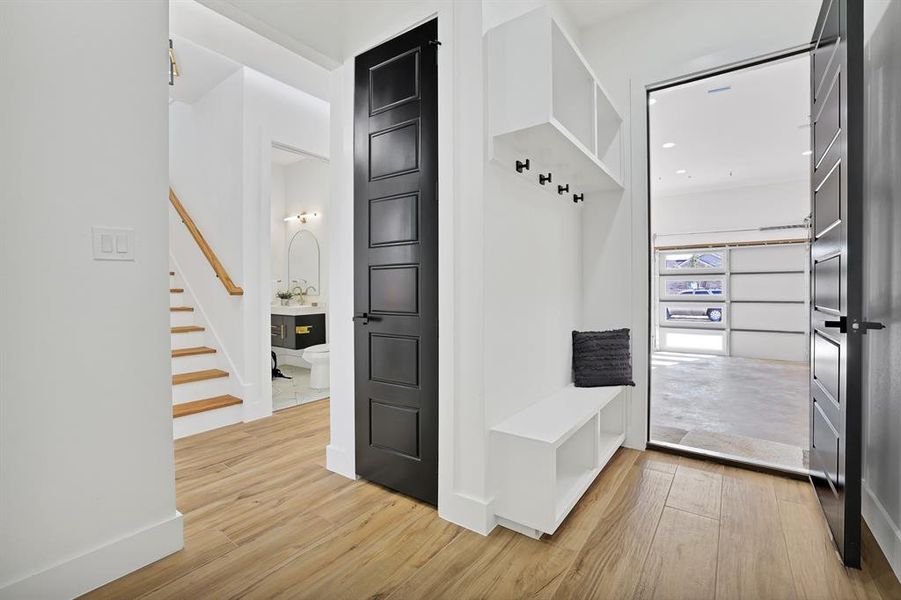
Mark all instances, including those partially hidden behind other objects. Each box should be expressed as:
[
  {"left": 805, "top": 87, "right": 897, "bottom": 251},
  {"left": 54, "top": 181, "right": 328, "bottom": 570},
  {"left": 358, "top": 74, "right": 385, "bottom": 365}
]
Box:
[
  {"left": 197, "top": 0, "right": 434, "bottom": 68},
  {"left": 649, "top": 53, "right": 811, "bottom": 197},
  {"left": 559, "top": 0, "right": 655, "bottom": 27},
  {"left": 168, "top": 34, "right": 242, "bottom": 104}
]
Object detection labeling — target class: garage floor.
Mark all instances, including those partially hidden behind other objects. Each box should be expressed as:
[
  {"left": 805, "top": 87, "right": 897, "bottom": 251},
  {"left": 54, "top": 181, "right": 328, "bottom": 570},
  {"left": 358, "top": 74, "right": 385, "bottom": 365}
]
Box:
[{"left": 650, "top": 351, "right": 809, "bottom": 472}]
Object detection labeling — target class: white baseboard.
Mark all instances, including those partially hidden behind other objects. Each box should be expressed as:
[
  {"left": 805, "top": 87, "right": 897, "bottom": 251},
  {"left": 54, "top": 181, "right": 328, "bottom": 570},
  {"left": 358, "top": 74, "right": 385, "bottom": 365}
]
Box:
[
  {"left": 439, "top": 491, "right": 496, "bottom": 536},
  {"left": 0, "top": 512, "right": 183, "bottom": 600},
  {"left": 326, "top": 444, "right": 357, "bottom": 480},
  {"left": 863, "top": 482, "right": 901, "bottom": 582}
]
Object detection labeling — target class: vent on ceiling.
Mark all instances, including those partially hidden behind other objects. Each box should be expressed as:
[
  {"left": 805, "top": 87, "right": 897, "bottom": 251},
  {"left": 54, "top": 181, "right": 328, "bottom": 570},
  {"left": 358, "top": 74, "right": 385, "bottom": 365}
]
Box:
[{"left": 707, "top": 85, "right": 732, "bottom": 94}]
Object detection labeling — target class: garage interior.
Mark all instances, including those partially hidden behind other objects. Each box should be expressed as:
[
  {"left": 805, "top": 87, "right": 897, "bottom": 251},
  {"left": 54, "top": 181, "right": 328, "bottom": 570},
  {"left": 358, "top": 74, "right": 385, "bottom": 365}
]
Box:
[{"left": 648, "top": 54, "right": 811, "bottom": 473}]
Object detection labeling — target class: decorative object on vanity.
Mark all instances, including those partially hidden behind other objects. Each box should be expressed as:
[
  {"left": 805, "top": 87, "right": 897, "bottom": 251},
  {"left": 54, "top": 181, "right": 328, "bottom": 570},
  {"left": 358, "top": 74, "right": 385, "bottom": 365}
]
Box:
[
  {"left": 515, "top": 158, "right": 530, "bottom": 172},
  {"left": 539, "top": 172, "right": 552, "bottom": 185},
  {"left": 572, "top": 193, "right": 584, "bottom": 203},
  {"left": 572, "top": 328, "right": 635, "bottom": 388},
  {"left": 276, "top": 290, "right": 293, "bottom": 306}
]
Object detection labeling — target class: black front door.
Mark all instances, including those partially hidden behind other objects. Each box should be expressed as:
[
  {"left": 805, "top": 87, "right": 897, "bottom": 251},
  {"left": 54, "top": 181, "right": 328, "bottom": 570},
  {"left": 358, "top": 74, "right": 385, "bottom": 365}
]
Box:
[
  {"left": 353, "top": 19, "right": 438, "bottom": 505},
  {"left": 808, "top": 0, "right": 869, "bottom": 567}
]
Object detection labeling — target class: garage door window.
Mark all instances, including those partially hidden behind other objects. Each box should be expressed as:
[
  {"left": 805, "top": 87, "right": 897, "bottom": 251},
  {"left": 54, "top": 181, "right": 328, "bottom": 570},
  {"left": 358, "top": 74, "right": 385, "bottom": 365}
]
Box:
[{"left": 662, "top": 251, "right": 725, "bottom": 272}]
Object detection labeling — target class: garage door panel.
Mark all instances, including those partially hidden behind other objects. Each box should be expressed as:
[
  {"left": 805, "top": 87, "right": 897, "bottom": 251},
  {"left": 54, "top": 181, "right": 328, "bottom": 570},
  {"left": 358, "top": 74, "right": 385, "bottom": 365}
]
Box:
[
  {"left": 731, "top": 330, "right": 807, "bottom": 362},
  {"left": 731, "top": 245, "right": 807, "bottom": 273},
  {"left": 731, "top": 272, "right": 806, "bottom": 302},
  {"left": 731, "top": 302, "right": 807, "bottom": 332}
]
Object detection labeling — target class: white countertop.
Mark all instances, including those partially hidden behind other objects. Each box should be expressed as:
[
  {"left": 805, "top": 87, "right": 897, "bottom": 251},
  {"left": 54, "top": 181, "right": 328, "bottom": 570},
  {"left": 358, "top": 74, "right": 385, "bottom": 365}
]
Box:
[{"left": 271, "top": 303, "right": 327, "bottom": 316}]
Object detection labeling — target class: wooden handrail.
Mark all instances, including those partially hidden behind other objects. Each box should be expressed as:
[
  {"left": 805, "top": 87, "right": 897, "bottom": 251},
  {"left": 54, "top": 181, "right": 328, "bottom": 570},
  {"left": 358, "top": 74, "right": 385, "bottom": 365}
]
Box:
[{"left": 169, "top": 187, "right": 244, "bottom": 296}]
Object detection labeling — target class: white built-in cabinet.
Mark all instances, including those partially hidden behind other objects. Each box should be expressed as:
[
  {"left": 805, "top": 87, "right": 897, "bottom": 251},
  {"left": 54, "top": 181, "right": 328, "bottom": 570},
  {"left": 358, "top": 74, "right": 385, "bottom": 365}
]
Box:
[{"left": 485, "top": 7, "right": 624, "bottom": 197}]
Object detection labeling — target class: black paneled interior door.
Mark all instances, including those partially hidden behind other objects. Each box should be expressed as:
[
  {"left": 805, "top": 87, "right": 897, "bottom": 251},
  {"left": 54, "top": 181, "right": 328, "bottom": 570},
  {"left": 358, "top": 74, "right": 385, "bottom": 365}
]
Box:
[
  {"left": 808, "top": 0, "right": 866, "bottom": 567},
  {"left": 353, "top": 19, "right": 438, "bottom": 505}
]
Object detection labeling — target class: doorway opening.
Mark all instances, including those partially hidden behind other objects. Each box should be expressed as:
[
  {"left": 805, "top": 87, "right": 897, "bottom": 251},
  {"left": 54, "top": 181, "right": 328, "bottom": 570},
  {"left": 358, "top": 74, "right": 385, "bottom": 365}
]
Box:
[
  {"left": 647, "top": 52, "right": 812, "bottom": 474},
  {"left": 270, "top": 143, "right": 331, "bottom": 412}
]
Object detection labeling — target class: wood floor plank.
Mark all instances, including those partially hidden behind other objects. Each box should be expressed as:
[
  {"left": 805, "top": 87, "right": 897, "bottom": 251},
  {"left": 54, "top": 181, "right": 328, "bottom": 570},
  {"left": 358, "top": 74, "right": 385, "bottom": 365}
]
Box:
[
  {"left": 82, "top": 400, "right": 900, "bottom": 600},
  {"left": 554, "top": 464, "right": 674, "bottom": 599},
  {"left": 778, "top": 499, "right": 883, "bottom": 600},
  {"left": 717, "top": 470, "right": 798, "bottom": 600},
  {"left": 388, "top": 528, "right": 575, "bottom": 600},
  {"left": 237, "top": 496, "right": 459, "bottom": 600},
  {"left": 633, "top": 507, "right": 719, "bottom": 600},
  {"left": 666, "top": 464, "right": 722, "bottom": 520}
]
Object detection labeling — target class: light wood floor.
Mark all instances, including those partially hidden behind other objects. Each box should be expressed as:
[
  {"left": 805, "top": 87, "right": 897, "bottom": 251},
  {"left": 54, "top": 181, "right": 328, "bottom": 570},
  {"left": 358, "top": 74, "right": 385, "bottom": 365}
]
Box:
[{"left": 85, "top": 400, "right": 901, "bottom": 599}]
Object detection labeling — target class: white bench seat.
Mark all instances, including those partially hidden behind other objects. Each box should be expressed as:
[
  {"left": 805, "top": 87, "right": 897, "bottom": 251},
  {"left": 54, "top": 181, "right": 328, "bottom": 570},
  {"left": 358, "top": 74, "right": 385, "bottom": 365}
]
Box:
[{"left": 490, "top": 384, "right": 627, "bottom": 538}]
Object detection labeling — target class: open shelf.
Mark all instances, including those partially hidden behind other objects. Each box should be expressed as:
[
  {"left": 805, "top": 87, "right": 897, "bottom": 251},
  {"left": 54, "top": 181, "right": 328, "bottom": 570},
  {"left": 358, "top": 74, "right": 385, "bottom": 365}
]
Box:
[
  {"left": 486, "top": 7, "right": 624, "bottom": 196},
  {"left": 491, "top": 385, "right": 627, "bottom": 537}
]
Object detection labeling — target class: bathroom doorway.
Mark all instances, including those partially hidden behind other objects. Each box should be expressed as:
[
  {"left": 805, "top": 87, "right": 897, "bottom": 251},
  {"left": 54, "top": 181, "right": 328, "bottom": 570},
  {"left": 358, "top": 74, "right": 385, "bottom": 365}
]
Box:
[
  {"left": 646, "top": 52, "right": 812, "bottom": 474},
  {"left": 270, "top": 142, "right": 331, "bottom": 412}
]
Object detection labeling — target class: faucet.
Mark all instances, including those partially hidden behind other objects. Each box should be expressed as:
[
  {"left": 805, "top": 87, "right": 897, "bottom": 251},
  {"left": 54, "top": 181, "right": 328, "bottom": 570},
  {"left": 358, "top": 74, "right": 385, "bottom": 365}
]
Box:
[{"left": 291, "top": 280, "right": 307, "bottom": 305}]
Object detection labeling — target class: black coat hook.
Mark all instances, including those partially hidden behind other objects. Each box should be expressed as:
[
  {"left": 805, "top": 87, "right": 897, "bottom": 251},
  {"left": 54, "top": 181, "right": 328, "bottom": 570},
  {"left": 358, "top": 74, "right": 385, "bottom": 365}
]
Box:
[
  {"left": 515, "top": 158, "right": 530, "bottom": 173},
  {"left": 573, "top": 193, "right": 584, "bottom": 203},
  {"left": 539, "top": 173, "right": 552, "bottom": 185},
  {"left": 557, "top": 184, "right": 569, "bottom": 195}
]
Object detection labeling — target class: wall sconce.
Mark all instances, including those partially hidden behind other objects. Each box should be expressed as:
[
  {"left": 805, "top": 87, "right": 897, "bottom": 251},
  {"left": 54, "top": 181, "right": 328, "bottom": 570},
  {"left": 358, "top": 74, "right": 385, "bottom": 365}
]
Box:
[{"left": 284, "top": 212, "right": 319, "bottom": 224}]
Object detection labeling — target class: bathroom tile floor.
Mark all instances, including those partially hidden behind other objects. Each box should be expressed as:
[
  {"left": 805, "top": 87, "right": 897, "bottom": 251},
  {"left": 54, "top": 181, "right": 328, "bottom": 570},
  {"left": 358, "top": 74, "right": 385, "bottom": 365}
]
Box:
[
  {"left": 272, "top": 364, "right": 329, "bottom": 412},
  {"left": 650, "top": 351, "right": 809, "bottom": 472}
]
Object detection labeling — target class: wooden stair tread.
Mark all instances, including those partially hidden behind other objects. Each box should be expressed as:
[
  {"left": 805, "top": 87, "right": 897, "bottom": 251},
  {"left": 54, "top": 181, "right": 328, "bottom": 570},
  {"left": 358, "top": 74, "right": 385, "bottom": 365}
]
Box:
[
  {"left": 170, "top": 306, "right": 194, "bottom": 312},
  {"left": 173, "top": 395, "right": 242, "bottom": 418},
  {"left": 172, "top": 369, "right": 228, "bottom": 385},
  {"left": 172, "top": 346, "right": 216, "bottom": 358},
  {"left": 171, "top": 325, "right": 204, "bottom": 334},
  {"left": 170, "top": 288, "right": 184, "bottom": 293}
]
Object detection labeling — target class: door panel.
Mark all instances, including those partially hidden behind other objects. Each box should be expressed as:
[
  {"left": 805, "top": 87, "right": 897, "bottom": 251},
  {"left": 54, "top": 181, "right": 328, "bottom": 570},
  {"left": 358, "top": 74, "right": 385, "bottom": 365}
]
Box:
[
  {"left": 808, "top": 0, "right": 863, "bottom": 567},
  {"left": 354, "top": 18, "right": 438, "bottom": 505}
]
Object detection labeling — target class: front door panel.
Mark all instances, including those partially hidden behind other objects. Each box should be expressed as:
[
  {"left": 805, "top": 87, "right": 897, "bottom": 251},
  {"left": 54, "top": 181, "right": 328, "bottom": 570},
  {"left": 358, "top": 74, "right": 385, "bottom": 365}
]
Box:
[{"left": 808, "top": 0, "right": 864, "bottom": 567}]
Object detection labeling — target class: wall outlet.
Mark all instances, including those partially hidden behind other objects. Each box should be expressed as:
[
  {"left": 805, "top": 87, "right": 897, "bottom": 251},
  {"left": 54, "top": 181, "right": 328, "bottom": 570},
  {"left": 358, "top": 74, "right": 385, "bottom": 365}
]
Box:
[{"left": 92, "top": 227, "right": 135, "bottom": 261}]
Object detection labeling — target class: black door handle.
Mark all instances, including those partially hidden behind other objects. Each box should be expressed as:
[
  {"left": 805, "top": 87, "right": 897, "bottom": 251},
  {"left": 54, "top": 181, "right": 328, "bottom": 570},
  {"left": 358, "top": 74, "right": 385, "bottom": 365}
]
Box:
[
  {"left": 852, "top": 319, "right": 886, "bottom": 334},
  {"left": 824, "top": 316, "right": 847, "bottom": 333},
  {"left": 352, "top": 312, "right": 369, "bottom": 325}
]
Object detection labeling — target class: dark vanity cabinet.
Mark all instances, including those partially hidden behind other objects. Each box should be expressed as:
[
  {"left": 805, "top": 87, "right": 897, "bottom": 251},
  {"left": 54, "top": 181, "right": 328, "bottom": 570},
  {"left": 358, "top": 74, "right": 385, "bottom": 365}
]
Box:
[{"left": 271, "top": 313, "right": 326, "bottom": 350}]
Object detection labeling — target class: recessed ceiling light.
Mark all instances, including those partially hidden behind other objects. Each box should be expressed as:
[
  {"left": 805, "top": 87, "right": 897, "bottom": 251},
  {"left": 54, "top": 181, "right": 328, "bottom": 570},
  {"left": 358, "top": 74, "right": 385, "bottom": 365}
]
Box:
[
  {"left": 801, "top": 150, "right": 812, "bottom": 156},
  {"left": 648, "top": 98, "right": 657, "bottom": 106},
  {"left": 662, "top": 142, "right": 676, "bottom": 149},
  {"left": 676, "top": 169, "right": 687, "bottom": 174}
]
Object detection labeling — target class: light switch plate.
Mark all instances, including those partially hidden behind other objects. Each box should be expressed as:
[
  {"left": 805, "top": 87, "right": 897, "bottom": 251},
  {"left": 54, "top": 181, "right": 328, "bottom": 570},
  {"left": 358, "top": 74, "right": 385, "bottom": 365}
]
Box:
[{"left": 92, "top": 227, "right": 135, "bottom": 261}]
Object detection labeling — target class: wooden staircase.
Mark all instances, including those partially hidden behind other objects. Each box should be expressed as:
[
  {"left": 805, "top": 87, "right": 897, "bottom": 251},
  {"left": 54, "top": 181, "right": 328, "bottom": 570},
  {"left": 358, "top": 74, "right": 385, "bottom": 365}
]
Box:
[{"left": 170, "top": 270, "right": 242, "bottom": 437}]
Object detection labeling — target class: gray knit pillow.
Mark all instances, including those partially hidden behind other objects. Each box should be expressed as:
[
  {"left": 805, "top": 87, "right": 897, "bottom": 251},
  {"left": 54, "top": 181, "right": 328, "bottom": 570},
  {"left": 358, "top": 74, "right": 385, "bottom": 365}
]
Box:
[{"left": 572, "top": 329, "right": 635, "bottom": 388}]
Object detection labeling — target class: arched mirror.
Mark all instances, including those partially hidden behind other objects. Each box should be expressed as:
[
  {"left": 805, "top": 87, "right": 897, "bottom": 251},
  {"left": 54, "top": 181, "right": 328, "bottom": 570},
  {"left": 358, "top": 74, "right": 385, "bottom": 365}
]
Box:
[{"left": 287, "top": 229, "right": 320, "bottom": 296}]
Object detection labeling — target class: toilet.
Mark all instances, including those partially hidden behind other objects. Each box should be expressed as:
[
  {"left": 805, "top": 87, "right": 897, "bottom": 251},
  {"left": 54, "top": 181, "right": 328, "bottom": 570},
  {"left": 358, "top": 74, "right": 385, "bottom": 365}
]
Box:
[{"left": 302, "top": 343, "right": 330, "bottom": 389}]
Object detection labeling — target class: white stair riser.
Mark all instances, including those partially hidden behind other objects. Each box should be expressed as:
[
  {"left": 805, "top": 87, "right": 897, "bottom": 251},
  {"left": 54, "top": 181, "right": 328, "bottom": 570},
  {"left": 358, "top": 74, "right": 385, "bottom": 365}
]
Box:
[
  {"left": 169, "top": 311, "right": 194, "bottom": 328},
  {"left": 169, "top": 292, "right": 185, "bottom": 307},
  {"left": 171, "top": 353, "right": 217, "bottom": 375},
  {"left": 173, "top": 376, "right": 231, "bottom": 404},
  {"left": 171, "top": 331, "right": 205, "bottom": 349},
  {"left": 173, "top": 404, "right": 242, "bottom": 439}
]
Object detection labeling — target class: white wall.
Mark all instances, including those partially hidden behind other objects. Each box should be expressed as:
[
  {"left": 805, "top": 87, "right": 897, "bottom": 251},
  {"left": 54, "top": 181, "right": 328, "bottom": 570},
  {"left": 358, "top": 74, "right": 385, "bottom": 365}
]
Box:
[
  {"left": 0, "top": 1, "right": 182, "bottom": 597},
  {"left": 653, "top": 179, "right": 810, "bottom": 247},
  {"left": 863, "top": 0, "right": 901, "bottom": 581},
  {"left": 271, "top": 162, "right": 288, "bottom": 295},
  {"left": 578, "top": 0, "right": 820, "bottom": 448}
]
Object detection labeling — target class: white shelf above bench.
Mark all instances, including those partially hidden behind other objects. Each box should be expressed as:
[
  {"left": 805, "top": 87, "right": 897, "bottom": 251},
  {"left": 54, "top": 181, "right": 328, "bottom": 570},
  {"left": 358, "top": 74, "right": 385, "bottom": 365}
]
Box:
[
  {"left": 490, "top": 384, "right": 627, "bottom": 538},
  {"left": 485, "top": 7, "right": 624, "bottom": 196}
]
